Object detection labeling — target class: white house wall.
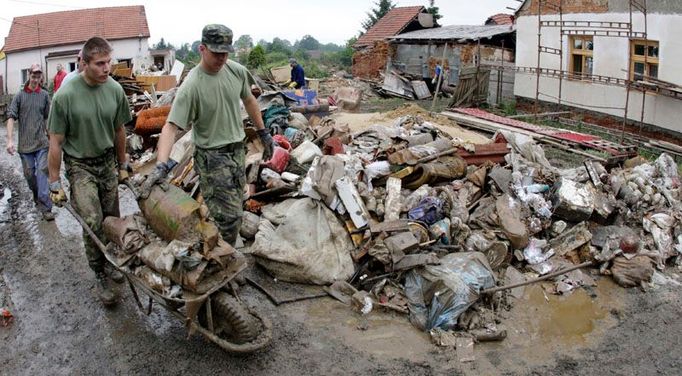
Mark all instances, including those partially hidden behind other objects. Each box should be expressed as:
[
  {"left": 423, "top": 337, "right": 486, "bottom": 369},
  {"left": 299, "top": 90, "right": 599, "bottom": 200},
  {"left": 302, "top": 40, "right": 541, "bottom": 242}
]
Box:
[
  {"left": 4, "top": 37, "right": 151, "bottom": 93},
  {"left": 514, "top": 12, "right": 682, "bottom": 134}
]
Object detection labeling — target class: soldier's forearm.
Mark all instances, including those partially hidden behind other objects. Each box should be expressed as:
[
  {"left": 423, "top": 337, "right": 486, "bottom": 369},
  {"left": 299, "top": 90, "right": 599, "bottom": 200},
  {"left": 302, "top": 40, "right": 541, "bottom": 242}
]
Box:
[
  {"left": 156, "top": 122, "right": 178, "bottom": 164},
  {"left": 47, "top": 136, "right": 64, "bottom": 183}
]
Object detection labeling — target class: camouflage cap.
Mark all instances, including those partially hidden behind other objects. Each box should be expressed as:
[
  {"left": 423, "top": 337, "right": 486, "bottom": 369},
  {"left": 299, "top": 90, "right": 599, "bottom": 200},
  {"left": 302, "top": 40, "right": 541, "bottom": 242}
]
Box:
[{"left": 202, "top": 24, "right": 235, "bottom": 53}]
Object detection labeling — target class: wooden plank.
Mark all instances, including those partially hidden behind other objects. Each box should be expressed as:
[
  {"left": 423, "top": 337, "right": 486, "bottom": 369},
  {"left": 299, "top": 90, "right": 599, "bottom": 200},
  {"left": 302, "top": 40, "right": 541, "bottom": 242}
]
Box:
[{"left": 411, "top": 80, "right": 432, "bottom": 99}]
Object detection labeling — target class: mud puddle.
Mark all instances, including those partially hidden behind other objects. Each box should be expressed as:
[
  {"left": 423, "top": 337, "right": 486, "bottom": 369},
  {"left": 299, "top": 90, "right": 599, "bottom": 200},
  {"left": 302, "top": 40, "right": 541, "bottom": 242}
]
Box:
[
  {"left": 469, "top": 279, "right": 625, "bottom": 374},
  {"left": 287, "top": 298, "right": 432, "bottom": 362},
  {"left": 283, "top": 277, "right": 625, "bottom": 372},
  {"left": 0, "top": 187, "right": 11, "bottom": 221}
]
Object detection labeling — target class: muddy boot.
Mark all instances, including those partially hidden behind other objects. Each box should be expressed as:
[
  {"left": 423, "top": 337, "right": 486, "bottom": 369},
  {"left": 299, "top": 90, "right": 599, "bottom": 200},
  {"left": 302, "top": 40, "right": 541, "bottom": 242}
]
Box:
[
  {"left": 95, "top": 272, "right": 119, "bottom": 306},
  {"left": 41, "top": 211, "right": 55, "bottom": 221}
]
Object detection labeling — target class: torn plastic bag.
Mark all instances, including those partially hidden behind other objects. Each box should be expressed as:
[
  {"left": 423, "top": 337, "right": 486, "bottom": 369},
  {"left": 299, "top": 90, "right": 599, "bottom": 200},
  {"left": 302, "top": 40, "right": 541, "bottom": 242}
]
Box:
[
  {"left": 405, "top": 252, "right": 496, "bottom": 331},
  {"left": 502, "top": 131, "right": 554, "bottom": 171},
  {"left": 408, "top": 197, "right": 444, "bottom": 225},
  {"left": 643, "top": 213, "right": 677, "bottom": 268},
  {"left": 655, "top": 153, "right": 680, "bottom": 189},
  {"left": 250, "top": 198, "right": 355, "bottom": 284}
]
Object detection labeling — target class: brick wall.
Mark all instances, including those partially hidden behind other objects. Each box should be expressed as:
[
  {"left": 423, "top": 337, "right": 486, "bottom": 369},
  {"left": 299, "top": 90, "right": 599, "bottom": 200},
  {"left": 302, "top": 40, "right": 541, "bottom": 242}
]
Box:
[{"left": 352, "top": 41, "right": 393, "bottom": 79}]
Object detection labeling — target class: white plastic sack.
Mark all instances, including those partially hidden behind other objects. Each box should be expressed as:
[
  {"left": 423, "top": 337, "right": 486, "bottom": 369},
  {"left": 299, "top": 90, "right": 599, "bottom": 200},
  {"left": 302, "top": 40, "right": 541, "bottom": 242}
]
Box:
[
  {"left": 250, "top": 198, "right": 355, "bottom": 285},
  {"left": 291, "top": 141, "right": 322, "bottom": 164}
]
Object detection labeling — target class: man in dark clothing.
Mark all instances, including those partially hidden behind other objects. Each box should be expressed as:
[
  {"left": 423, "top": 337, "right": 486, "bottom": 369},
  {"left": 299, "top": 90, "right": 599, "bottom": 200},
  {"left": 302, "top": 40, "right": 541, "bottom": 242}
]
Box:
[
  {"left": 285, "top": 58, "right": 305, "bottom": 89},
  {"left": 6, "top": 63, "right": 54, "bottom": 220}
]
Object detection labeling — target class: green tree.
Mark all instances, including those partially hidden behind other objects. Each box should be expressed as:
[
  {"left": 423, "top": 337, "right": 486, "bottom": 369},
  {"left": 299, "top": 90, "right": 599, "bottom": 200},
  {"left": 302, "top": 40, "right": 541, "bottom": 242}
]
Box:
[
  {"left": 176, "top": 42, "right": 200, "bottom": 66},
  {"left": 153, "top": 38, "right": 174, "bottom": 50},
  {"left": 265, "top": 51, "right": 289, "bottom": 65},
  {"left": 361, "top": 0, "right": 396, "bottom": 33},
  {"left": 247, "top": 45, "right": 266, "bottom": 69},
  {"left": 426, "top": 0, "right": 443, "bottom": 25},
  {"left": 191, "top": 40, "right": 201, "bottom": 53},
  {"left": 297, "top": 35, "right": 320, "bottom": 50},
  {"left": 234, "top": 35, "right": 253, "bottom": 50},
  {"left": 268, "top": 38, "right": 292, "bottom": 54}
]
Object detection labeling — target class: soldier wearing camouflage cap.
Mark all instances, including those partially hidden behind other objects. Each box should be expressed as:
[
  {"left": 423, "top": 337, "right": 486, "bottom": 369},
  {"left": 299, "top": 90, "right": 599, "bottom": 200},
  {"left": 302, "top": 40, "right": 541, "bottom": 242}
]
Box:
[{"left": 142, "top": 24, "right": 274, "bottom": 246}]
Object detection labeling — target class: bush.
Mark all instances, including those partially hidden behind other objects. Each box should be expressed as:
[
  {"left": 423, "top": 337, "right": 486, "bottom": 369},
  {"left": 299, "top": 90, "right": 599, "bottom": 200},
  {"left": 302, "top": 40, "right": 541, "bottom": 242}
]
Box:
[{"left": 247, "top": 45, "right": 266, "bottom": 69}]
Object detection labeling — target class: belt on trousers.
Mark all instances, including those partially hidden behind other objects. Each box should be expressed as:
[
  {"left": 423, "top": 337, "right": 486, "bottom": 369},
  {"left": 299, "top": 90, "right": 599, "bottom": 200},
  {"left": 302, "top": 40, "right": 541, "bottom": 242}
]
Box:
[
  {"left": 195, "top": 141, "right": 244, "bottom": 153},
  {"left": 64, "top": 148, "right": 115, "bottom": 164}
]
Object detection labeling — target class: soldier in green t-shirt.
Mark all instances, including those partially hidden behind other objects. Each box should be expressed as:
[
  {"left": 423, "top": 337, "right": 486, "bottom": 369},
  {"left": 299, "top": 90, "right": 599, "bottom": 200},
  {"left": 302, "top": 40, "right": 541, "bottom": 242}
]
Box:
[
  {"left": 141, "top": 24, "right": 274, "bottom": 246},
  {"left": 47, "top": 37, "right": 132, "bottom": 306}
]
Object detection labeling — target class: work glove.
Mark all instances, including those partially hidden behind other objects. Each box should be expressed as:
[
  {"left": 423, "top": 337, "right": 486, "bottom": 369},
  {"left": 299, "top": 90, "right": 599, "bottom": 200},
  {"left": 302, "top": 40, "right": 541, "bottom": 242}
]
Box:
[
  {"left": 118, "top": 161, "right": 132, "bottom": 184},
  {"left": 139, "top": 161, "right": 174, "bottom": 200},
  {"left": 49, "top": 181, "right": 67, "bottom": 207},
  {"left": 257, "top": 128, "right": 275, "bottom": 161},
  {"left": 287, "top": 81, "right": 297, "bottom": 89}
]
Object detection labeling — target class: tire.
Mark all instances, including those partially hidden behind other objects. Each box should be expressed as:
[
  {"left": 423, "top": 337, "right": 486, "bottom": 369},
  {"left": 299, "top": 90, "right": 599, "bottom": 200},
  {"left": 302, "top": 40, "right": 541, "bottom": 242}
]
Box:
[{"left": 207, "top": 292, "right": 259, "bottom": 344}]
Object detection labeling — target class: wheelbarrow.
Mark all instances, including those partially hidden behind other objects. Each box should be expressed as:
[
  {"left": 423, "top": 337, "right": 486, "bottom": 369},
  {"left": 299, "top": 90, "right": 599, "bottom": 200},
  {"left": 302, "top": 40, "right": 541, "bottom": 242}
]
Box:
[{"left": 63, "top": 185, "right": 272, "bottom": 354}]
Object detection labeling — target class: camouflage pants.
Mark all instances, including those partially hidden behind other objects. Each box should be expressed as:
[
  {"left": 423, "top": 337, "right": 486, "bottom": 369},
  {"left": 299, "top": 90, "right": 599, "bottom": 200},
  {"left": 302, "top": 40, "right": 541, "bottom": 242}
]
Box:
[
  {"left": 194, "top": 142, "right": 245, "bottom": 246},
  {"left": 64, "top": 150, "right": 120, "bottom": 273}
]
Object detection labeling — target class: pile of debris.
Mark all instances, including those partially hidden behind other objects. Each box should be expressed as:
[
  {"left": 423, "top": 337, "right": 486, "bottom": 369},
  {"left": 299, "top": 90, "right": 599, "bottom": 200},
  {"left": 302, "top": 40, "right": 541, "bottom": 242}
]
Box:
[
  {"left": 126, "top": 80, "right": 681, "bottom": 351},
  {"left": 227, "top": 104, "right": 679, "bottom": 345}
]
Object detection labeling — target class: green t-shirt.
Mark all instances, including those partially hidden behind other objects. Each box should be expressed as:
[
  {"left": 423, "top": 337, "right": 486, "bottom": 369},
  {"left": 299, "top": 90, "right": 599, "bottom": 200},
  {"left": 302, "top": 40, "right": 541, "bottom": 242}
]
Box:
[
  {"left": 48, "top": 75, "right": 132, "bottom": 158},
  {"left": 167, "top": 60, "right": 255, "bottom": 149}
]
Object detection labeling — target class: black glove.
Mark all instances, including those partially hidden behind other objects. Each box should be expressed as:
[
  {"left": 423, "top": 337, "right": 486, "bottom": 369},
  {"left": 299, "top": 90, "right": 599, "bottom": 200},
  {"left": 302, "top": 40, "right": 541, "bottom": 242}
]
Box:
[
  {"left": 257, "top": 128, "right": 275, "bottom": 161},
  {"left": 139, "top": 160, "right": 175, "bottom": 199}
]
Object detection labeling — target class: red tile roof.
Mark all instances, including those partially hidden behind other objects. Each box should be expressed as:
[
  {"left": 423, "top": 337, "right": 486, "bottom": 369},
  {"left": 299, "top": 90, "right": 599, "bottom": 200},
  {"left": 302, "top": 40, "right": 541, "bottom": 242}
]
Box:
[
  {"left": 3, "top": 6, "right": 150, "bottom": 53},
  {"left": 355, "top": 6, "right": 425, "bottom": 48},
  {"left": 486, "top": 13, "right": 515, "bottom": 25}
]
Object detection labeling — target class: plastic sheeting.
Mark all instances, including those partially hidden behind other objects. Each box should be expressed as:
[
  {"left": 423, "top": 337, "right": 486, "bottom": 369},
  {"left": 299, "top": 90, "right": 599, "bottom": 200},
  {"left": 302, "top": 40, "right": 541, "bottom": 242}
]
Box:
[
  {"left": 405, "top": 252, "right": 496, "bottom": 331},
  {"left": 250, "top": 198, "right": 355, "bottom": 285}
]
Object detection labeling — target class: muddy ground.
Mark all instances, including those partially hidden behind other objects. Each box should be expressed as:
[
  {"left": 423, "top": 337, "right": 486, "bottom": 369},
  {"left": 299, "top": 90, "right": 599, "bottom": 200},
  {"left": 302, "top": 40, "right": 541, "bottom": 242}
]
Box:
[{"left": 1, "top": 125, "right": 681, "bottom": 376}]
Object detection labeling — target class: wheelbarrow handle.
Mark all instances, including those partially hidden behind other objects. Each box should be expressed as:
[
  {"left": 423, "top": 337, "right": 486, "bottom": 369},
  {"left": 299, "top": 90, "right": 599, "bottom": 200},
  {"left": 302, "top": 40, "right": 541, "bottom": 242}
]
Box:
[
  {"left": 122, "top": 180, "right": 140, "bottom": 200},
  {"left": 63, "top": 203, "right": 109, "bottom": 253}
]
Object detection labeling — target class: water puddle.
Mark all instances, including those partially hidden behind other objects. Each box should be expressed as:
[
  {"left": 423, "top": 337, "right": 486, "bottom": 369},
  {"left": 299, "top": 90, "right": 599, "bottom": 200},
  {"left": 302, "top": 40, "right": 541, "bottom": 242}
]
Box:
[
  {"left": 524, "top": 285, "right": 607, "bottom": 344},
  {"left": 303, "top": 299, "right": 432, "bottom": 362},
  {"left": 0, "top": 187, "right": 12, "bottom": 219}
]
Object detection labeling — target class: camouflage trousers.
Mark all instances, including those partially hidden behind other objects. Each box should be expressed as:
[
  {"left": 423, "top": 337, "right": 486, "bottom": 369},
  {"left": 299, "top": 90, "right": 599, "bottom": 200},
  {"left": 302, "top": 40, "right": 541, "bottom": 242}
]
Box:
[
  {"left": 64, "top": 149, "right": 120, "bottom": 273},
  {"left": 194, "top": 142, "right": 245, "bottom": 246}
]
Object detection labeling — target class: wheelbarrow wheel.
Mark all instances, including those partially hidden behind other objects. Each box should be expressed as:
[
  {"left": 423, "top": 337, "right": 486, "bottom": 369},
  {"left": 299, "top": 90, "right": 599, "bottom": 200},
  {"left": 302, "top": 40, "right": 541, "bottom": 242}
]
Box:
[{"left": 207, "top": 292, "right": 259, "bottom": 344}]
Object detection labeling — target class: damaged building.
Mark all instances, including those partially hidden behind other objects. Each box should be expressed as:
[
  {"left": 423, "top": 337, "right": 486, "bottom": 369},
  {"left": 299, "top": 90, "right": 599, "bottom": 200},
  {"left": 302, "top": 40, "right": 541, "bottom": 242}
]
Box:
[
  {"left": 352, "top": 6, "right": 436, "bottom": 79},
  {"left": 514, "top": 0, "right": 682, "bottom": 137},
  {"left": 352, "top": 6, "right": 515, "bottom": 102}
]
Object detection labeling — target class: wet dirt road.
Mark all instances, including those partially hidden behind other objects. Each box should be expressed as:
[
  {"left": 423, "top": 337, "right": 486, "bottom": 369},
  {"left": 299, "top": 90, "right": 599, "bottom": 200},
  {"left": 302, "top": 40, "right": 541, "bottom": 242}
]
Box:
[{"left": 1, "top": 126, "right": 681, "bottom": 375}]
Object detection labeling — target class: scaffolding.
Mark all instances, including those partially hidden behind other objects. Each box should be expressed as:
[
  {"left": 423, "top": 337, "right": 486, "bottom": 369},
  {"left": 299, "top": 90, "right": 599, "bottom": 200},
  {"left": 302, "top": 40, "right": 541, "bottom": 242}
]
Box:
[{"left": 523, "top": 0, "right": 682, "bottom": 142}]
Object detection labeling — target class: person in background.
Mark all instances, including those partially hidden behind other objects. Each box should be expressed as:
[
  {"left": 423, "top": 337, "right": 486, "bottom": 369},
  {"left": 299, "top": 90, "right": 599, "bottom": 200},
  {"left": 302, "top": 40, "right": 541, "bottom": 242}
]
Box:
[
  {"left": 53, "top": 64, "right": 67, "bottom": 93},
  {"left": 60, "top": 50, "right": 84, "bottom": 88},
  {"left": 284, "top": 58, "right": 305, "bottom": 89},
  {"left": 6, "top": 63, "right": 53, "bottom": 221}
]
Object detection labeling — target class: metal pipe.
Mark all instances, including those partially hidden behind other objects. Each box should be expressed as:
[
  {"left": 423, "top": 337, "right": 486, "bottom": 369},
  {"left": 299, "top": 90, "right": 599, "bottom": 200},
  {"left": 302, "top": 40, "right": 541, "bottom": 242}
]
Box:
[{"left": 481, "top": 261, "right": 594, "bottom": 294}]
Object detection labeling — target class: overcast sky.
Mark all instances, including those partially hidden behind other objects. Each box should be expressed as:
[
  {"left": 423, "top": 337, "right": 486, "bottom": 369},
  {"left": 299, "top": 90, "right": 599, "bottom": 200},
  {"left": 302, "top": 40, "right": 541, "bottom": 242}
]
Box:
[{"left": 2, "top": 0, "right": 520, "bottom": 47}]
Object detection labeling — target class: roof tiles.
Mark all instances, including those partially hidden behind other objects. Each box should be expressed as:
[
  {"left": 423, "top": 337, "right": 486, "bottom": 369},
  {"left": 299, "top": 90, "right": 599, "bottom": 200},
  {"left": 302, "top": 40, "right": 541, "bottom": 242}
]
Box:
[
  {"left": 3, "top": 6, "right": 150, "bottom": 53},
  {"left": 355, "top": 6, "right": 425, "bottom": 48}
]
